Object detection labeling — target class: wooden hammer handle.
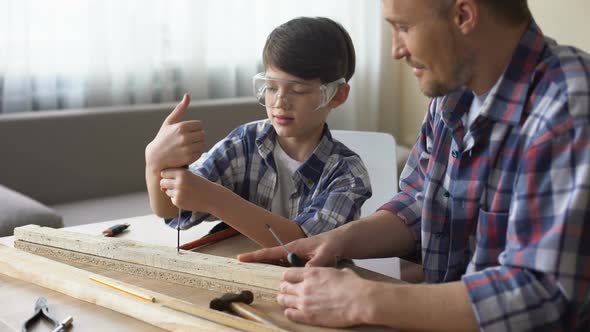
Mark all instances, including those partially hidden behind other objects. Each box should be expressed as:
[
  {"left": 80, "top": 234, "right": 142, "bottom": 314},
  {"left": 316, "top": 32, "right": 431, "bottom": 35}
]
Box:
[{"left": 231, "top": 302, "right": 281, "bottom": 328}]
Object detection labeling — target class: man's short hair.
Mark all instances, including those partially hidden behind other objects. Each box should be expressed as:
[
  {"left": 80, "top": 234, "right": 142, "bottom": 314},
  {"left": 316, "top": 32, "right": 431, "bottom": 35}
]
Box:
[
  {"left": 480, "top": 0, "right": 531, "bottom": 24},
  {"left": 436, "top": 0, "right": 531, "bottom": 25}
]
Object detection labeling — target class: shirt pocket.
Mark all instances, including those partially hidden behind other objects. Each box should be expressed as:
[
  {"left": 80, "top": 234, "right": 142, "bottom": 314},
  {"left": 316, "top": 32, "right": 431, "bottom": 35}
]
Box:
[{"left": 472, "top": 208, "right": 509, "bottom": 269}]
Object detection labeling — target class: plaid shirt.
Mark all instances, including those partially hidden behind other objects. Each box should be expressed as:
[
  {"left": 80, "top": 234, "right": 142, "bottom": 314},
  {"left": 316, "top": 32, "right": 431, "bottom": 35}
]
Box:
[
  {"left": 168, "top": 119, "right": 371, "bottom": 236},
  {"left": 381, "top": 21, "right": 590, "bottom": 331}
]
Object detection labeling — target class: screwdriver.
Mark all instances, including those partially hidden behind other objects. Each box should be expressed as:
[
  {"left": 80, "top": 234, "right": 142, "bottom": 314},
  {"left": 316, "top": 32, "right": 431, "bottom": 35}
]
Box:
[
  {"left": 102, "top": 223, "right": 130, "bottom": 237},
  {"left": 265, "top": 224, "right": 306, "bottom": 267},
  {"left": 176, "top": 165, "right": 189, "bottom": 253}
]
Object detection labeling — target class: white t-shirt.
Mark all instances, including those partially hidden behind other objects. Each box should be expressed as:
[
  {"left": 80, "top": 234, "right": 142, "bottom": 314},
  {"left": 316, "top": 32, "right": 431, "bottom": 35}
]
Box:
[
  {"left": 467, "top": 92, "right": 488, "bottom": 128},
  {"left": 270, "top": 142, "right": 303, "bottom": 218}
]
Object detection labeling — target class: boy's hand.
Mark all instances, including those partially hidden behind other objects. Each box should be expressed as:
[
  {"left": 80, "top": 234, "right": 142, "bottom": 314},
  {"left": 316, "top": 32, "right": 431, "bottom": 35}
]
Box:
[
  {"left": 238, "top": 228, "right": 347, "bottom": 267},
  {"left": 160, "top": 168, "right": 214, "bottom": 212},
  {"left": 146, "top": 94, "right": 207, "bottom": 171}
]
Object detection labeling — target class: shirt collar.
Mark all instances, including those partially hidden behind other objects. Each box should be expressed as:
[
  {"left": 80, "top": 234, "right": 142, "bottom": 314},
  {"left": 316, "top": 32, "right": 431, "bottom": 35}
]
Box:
[
  {"left": 442, "top": 19, "right": 547, "bottom": 127},
  {"left": 255, "top": 121, "right": 335, "bottom": 189}
]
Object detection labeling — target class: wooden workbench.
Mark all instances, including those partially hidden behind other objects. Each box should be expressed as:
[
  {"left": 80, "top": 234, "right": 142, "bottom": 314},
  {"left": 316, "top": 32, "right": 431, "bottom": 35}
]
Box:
[{"left": 0, "top": 215, "right": 397, "bottom": 331}]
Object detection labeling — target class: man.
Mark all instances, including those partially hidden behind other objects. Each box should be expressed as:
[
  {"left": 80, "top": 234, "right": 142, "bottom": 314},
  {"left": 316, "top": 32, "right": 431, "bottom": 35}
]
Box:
[{"left": 239, "top": 0, "right": 590, "bottom": 330}]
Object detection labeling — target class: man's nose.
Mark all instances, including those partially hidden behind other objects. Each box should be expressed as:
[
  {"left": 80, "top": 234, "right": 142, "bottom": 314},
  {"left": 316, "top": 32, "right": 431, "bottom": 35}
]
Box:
[{"left": 392, "top": 35, "right": 407, "bottom": 59}]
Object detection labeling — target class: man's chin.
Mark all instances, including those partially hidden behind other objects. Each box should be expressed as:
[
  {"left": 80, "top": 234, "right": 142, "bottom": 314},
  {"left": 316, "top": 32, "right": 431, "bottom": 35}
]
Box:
[{"left": 419, "top": 80, "right": 457, "bottom": 98}]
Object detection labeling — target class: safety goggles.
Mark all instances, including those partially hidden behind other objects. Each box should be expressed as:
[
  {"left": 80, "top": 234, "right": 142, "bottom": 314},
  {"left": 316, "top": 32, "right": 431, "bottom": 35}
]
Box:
[{"left": 252, "top": 73, "right": 345, "bottom": 110}]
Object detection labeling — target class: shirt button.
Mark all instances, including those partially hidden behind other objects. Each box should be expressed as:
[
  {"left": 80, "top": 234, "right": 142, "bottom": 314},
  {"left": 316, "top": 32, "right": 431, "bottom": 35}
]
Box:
[
  {"left": 451, "top": 150, "right": 460, "bottom": 158},
  {"left": 443, "top": 191, "right": 450, "bottom": 198}
]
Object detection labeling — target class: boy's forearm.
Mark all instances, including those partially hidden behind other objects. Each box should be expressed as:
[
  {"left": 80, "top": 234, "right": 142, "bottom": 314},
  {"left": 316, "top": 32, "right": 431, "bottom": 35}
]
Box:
[
  {"left": 145, "top": 163, "right": 177, "bottom": 219},
  {"left": 206, "top": 182, "right": 306, "bottom": 247},
  {"left": 365, "top": 280, "right": 478, "bottom": 331}
]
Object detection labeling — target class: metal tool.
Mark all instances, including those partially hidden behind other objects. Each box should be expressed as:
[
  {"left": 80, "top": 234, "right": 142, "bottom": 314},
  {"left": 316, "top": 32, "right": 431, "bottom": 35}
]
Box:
[
  {"left": 177, "top": 208, "right": 181, "bottom": 253},
  {"left": 265, "top": 224, "right": 306, "bottom": 267},
  {"left": 50, "top": 317, "right": 74, "bottom": 332},
  {"left": 102, "top": 223, "right": 130, "bottom": 237},
  {"left": 22, "top": 297, "right": 73, "bottom": 332},
  {"left": 176, "top": 165, "right": 190, "bottom": 253},
  {"left": 210, "top": 291, "right": 280, "bottom": 328}
]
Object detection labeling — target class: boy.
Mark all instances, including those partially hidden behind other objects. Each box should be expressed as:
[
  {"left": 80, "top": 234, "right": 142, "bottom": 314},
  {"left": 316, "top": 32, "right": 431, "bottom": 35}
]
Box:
[{"left": 146, "top": 17, "right": 371, "bottom": 247}]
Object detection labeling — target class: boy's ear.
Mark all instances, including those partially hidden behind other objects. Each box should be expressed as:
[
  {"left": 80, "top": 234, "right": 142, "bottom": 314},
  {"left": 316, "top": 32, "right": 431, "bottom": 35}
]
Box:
[{"left": 328, "top": 84, "right": 350, "bottom": 109}]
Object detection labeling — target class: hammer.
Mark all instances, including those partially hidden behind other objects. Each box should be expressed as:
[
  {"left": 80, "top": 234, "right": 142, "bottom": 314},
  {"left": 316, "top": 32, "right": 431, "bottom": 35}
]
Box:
[{"left": 210, "top": 290, "right": 279, "bottom": 328}]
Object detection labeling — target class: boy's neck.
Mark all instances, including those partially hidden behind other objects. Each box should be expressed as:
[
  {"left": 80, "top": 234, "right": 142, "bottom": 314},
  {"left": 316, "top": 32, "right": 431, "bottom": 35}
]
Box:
[{"left": 276, "top": 129, "right": 323, "bottom": 162}]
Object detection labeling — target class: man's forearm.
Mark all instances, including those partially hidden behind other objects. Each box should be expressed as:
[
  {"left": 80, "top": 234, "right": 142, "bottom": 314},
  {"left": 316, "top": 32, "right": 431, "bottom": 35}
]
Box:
[
  {"left": 337, "top": 210, "right": 415, "bottom": 260},
  {"left": 365, "top": 280, "right": 478, "bottom": 331}
]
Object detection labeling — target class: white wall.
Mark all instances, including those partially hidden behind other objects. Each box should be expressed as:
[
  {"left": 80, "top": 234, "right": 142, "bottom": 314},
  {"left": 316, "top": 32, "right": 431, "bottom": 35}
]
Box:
[{"left": 383, "top": 1, "right": 590, "bottom": 147}]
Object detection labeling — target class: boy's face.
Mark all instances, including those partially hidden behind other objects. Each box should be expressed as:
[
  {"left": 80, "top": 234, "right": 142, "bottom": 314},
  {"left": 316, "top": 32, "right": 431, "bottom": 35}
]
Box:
[{"left": 263, "top": 66, "right": 333, "bottom": 140}]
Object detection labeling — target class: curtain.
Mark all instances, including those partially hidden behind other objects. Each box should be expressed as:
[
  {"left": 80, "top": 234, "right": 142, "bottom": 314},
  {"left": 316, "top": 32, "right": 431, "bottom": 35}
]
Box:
[{"left": 0, "top": 0, "right": 384, "bottom": 131}]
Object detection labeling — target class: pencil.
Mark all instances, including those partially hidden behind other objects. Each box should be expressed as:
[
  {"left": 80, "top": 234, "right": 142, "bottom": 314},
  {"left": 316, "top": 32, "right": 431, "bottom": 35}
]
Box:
[{"left": 89, "top": 275, "right": 156, "bottom": 303}]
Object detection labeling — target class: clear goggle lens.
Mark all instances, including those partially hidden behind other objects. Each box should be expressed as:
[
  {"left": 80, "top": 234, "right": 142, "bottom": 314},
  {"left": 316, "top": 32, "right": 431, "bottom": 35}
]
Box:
[{"left": 252, "top": 73, "right": 345, "bottom": 110}]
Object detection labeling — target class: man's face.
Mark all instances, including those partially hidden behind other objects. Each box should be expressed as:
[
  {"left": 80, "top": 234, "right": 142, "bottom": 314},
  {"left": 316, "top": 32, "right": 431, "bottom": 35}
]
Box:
[{"left": 382, "top": 0, "right": 471, "bottom": 97}]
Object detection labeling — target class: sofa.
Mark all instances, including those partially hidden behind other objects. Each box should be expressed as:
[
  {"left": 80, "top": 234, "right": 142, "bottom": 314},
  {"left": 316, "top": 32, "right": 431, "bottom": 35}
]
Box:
[
  {"left": 0, "top": 97, "right": 266, "bottom": 236},
  {"left": 0, "top": 97, "right": 411, "bottom": 237}
]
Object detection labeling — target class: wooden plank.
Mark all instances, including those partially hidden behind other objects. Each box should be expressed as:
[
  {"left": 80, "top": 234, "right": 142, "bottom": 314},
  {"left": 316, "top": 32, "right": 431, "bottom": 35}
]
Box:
[
  {"left": 14, "top": 225, "right": 282, "bottom": 297},
  {"left": 15, "top": 241, "right": 277, "bottom": 302},
  {"left": 0, "top": 244, "right": 283, "bottom": 332}
]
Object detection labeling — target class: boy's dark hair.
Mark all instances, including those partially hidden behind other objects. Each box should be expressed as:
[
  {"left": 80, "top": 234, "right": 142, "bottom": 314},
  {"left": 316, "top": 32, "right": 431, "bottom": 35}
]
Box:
[{"left": 262, "top": 17, "right": 355, "bottom": 83}]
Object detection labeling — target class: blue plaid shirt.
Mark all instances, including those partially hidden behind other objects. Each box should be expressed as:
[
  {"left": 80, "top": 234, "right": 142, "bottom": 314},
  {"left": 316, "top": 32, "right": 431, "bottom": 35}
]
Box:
[
  {"left": 169, "top": 119, "right": 371, "bottom": 236},
  {"left": 381, "top": 21, "right": 590, "bottom": 331}
]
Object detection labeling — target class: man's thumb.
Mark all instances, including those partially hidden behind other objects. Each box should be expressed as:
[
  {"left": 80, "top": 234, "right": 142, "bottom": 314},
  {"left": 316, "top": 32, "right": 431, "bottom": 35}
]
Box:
[{"left": 164, "top": 93, "right": 190, "bottom": 125}]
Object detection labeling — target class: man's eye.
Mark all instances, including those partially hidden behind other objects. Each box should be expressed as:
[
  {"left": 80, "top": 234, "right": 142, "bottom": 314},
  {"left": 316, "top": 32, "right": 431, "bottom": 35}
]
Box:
[{"left": 396, "top": 25, "right": 408, "bottom": 33}]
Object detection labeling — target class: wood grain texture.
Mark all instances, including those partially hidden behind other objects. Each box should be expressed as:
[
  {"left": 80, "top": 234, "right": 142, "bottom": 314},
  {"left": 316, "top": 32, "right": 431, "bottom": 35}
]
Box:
[
  {"left": 14, "top": 225, "right": 282, "bottom": 297},
  {"left": 0, "top": 244, "right": 283, "bottom": 332},
  {"left": 15, "top": 241, "right": 277, "bottom": 302}
]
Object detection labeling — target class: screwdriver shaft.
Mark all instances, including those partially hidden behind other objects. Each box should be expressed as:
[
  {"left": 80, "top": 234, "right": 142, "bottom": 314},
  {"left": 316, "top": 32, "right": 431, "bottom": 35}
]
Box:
[{"left": 265, "top": 224, "right": 289, "bottom": 253}]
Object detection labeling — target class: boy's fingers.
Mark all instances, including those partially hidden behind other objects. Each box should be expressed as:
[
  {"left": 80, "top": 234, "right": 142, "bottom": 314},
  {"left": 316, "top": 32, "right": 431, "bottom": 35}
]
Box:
[{"left": 164, "top": 93, "right": 190, "bottom": 125}]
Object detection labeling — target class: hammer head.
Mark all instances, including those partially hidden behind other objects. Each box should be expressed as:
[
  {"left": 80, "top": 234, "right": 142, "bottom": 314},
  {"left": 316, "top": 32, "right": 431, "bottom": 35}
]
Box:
[{"left": 209, "top": 290, "right": 254, "bottom": 312}]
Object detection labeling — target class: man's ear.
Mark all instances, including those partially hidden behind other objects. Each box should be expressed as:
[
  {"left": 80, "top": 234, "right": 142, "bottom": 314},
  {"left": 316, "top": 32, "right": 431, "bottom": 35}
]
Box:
[
  {"left": 328, "top": 84, "right": 350, "bottom": 109},
  {"left": 453, "top": 0, "right": 478, "bottom": 35}
]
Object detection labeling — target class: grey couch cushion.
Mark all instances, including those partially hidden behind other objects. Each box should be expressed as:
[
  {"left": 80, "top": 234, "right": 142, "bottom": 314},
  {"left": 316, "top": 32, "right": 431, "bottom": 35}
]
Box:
[
  {"left": 0, "top": 185, "right": 63, "bottom": 236},
  {"left": 0, "top": 97, "right": 264, "bottom": 205},
  {"left": 51, "top": 191, "right": 152, "bottom": 227}
]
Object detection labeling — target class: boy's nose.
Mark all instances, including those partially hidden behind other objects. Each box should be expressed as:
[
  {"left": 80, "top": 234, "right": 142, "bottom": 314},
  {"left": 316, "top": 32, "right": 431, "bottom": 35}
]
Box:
[{"left": 272, "top": 93, "right": 290, "bottom": 109}]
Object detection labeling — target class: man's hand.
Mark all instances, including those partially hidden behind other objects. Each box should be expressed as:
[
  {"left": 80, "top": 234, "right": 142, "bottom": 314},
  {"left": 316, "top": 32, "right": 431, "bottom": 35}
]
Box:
[
  {"left": 145, "top": 94, "right": 207, "bottom": 172},
  {"left": 238, "top": 228, "right": 347, "bottom": 267},
  {"left": 277, "top": 267, "right": 373, "bottom": 327}
]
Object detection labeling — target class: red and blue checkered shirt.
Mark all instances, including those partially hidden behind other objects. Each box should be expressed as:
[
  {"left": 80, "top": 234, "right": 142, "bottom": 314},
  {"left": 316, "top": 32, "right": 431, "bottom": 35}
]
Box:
[{"left": 380, "top": 21, "right": 590, "bottom": 331}]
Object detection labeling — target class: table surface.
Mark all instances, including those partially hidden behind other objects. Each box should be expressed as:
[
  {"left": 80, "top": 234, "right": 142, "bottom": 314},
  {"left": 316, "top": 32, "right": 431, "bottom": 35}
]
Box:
[{"left": 0, "top": 215, "right": 398, "bottom": 332}]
